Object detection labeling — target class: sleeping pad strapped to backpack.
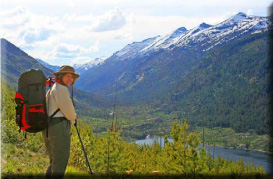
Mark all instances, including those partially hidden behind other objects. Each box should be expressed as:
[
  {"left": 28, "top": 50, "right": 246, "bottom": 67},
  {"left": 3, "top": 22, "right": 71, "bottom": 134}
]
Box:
[{"left": 15, "top": 69, "right": 56, "bottom": 133}]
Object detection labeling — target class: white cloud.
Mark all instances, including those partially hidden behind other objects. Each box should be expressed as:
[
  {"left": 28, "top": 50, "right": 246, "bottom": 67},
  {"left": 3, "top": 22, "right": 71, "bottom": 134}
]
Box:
[
  {"left": 62, "top": 13, "right": 94, "bottom": 22},
  {"left": 45, "top": 42, "right": 99, "bottom": 65},
  {"left": 71, "top": 56, "right": 93, "bottom": 65},
  {"left": 247, "top": 9, "right": 253, "bottom": 16},
  {"left": 114, "top": 33, "right": 134, "bottom": 41},
  {"left": 21, "top": 28, "right": 55, "bottom": 44},
  {"left": 92, "top": 8, "right": 128, "bottom": 32},
  {"left": 0, "top": 6, "right": 62, "bottom": 47},
  {"left": 0, "top": 6, "right": 30, "bottom": 29}
]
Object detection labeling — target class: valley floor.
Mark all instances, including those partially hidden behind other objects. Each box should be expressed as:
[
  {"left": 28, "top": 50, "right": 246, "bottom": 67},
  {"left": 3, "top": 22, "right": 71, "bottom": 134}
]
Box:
[{"left": 194, "top": 127, "right": 272, "bottom": 153}]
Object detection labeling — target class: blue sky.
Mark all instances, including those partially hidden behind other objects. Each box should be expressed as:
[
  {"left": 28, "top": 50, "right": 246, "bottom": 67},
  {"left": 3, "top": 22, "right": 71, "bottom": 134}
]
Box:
[{"left": 0, "top": 0, "right": 272, "bottom": 66}]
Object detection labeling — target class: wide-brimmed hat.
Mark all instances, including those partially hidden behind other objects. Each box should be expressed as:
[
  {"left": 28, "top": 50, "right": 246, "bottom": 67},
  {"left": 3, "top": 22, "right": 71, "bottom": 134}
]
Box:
[{"left": 53, "top": 65, "right": 79, "bottom": 79}]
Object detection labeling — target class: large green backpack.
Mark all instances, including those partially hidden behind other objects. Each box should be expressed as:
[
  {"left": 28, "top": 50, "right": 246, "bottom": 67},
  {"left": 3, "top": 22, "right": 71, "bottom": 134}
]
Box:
[{"left": 15, "top": 69, "right": 58, "bottom": 133}]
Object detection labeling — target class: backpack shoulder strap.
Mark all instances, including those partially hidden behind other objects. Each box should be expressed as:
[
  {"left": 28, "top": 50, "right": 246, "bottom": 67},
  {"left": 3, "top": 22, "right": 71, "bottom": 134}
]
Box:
[{"left": 49, "top": 108, "right": 60, "bottom": 119}]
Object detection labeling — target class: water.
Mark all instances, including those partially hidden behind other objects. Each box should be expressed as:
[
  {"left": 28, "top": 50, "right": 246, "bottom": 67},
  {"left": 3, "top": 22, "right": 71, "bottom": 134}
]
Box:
[{"left": 135, "top": 137, "right": 273, "bottom": 175}]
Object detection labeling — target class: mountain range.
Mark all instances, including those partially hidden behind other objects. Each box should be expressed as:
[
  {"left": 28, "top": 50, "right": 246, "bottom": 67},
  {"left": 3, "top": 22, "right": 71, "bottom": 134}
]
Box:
[
  {"left": 1, "top": 12, "right": 271, "bottom": 135},
  {"left": 74, "top": 12, "right": 269, "bottom": 97}
]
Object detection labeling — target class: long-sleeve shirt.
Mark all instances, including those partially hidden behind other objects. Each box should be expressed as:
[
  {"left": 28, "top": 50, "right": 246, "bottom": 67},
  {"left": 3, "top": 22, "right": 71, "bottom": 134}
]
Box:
[{"left": 46, "top": 82, "right": 76, "bottom": 124}]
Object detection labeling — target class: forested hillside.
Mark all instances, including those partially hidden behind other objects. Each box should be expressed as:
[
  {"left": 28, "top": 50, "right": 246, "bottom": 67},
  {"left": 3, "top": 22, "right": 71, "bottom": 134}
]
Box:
[{"left": 161, "top": 31, "right": 270, "bottom": 135}]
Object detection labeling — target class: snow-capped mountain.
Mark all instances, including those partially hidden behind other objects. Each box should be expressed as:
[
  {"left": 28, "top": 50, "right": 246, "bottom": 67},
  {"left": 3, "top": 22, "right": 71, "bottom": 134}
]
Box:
[
  {"left": 73, "top": 57, "right": 107, "bottom": 74},
  {"left": 106, "top": 12, "right": 269, "bottom": 61},
  {"left": 141, "top": 27, "right": 189, "bottom": 51},
  {"left": 76, "top": 12, "right": 270, "bottom": 96},
  {"left": 36, "top": 58, "right": 60, "bottom": 72},
  {"left": 111, "top": 36, "right": 160, "bottom": 60},
  {"left": 172, "top": 12, "right": 269, "bottom": 51}
]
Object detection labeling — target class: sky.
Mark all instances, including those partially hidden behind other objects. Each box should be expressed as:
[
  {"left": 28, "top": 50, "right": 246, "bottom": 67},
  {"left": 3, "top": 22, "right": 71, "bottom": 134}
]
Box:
[{"left": 0, "top": 0, "right": 272, "bottom": 66}]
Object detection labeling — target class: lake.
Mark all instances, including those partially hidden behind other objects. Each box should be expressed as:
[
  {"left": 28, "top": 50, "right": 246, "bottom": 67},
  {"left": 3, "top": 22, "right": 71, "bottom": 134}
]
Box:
[{"left": 135, "top": 137, "right": 273, "bottom": 175}]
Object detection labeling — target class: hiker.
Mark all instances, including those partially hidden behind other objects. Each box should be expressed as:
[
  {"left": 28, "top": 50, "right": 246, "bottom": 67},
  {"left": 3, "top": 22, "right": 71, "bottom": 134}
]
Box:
[{"left": 42, "top": 65, "right": 79, "bottom": 178}]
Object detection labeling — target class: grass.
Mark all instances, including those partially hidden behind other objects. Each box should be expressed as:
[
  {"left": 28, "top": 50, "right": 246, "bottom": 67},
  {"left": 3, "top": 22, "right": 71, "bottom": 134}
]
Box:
[
  {"left": 1, "top": 143, "right": 90, "bottom": 177},
  {"left": 1, "top": 143, "right": 48, "bottom": 176}
]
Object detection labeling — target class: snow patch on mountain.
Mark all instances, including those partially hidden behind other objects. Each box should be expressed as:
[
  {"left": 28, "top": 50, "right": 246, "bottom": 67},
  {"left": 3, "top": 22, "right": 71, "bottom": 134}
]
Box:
[
  {"left": 141, "top": 27, "right": 189, "bottom": 52},
  {"left": 73, "top": 57, "right": 107, "bottom": 74},
  {"left": 136, "top": 73, "right": 144, "bottom": 82},
  {"left": 113, "top": 36, "right": 159, "bottom": 60}
]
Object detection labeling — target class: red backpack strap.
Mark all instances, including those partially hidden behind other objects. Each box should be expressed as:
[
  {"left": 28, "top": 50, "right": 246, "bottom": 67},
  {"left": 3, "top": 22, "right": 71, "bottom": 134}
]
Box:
[
  {"left": 45, "top": 78, "right": 55, "bottom": 86},
  {"left": 15, "top": 92, "right": 29, "bottom": 132},
  {"left": 15, "top": 92, "right": 24, "bottom": 103},
  {"left": 55, "top": 79, "right": 66, "bottom": 86}
]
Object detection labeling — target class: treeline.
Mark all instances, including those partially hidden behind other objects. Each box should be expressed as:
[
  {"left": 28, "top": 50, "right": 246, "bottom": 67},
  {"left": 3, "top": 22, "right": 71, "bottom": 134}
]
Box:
[{"left": 1, "top": 82, "right": 267, "bottom": 176}]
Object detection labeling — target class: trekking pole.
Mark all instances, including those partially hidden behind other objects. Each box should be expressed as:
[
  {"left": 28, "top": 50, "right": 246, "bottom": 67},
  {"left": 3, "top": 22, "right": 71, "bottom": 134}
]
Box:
[{"left": 74, "top": 121, "right": 93, "bottom": 175}]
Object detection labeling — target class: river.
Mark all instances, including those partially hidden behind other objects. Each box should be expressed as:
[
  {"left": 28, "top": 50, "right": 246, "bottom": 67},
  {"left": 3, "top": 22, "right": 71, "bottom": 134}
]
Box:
[{"left": 135, "top": 137, "right": 273, "bottom": 175}]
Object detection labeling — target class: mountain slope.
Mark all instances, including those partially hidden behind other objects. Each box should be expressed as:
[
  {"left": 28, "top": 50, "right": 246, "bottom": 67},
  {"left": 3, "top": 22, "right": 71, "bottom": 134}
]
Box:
[
  {"left": 164, "top": 31, "right": 270, "bottom": 134},
  {"left": 1, "top": 38, "right": 54, "bottom": 88}
]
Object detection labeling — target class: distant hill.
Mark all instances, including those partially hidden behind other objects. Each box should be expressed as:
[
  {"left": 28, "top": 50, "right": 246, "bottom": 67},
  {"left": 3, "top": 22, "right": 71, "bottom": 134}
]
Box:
[{"left": 36, "top": 58, "right": 60, "bottom": 72}]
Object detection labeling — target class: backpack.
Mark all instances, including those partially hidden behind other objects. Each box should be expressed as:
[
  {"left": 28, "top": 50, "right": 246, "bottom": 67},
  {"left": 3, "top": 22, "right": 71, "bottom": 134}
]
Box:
[{"left": 15, "top": 69, "right": 58, "bottom": 133}]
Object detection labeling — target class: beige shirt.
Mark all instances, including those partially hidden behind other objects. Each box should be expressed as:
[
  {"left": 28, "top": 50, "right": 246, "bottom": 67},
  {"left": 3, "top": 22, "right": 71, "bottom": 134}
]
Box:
[{"left": 46, "top": 83, "right": 76, "bottom": 124}]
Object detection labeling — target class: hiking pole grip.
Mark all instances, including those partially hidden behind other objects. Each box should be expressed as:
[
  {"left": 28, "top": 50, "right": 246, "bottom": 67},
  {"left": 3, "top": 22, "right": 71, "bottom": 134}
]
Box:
[{"left": 74, "top": 124, "right": 93, "bottom": 175}]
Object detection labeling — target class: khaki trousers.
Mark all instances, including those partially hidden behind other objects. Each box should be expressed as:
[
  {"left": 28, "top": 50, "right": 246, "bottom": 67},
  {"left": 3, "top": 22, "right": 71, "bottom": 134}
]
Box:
[{"left": 42, "top": 117, "right": 71, "bottom": 179}]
